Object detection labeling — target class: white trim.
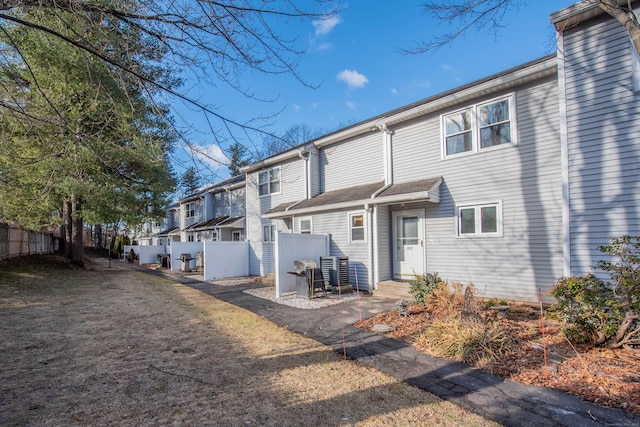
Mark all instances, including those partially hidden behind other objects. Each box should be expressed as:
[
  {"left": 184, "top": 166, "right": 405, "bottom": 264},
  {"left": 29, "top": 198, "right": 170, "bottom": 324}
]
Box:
[
  {"left": 455, "top": 201, "right": 503, "bottom": 238},
  {"left": 392, "top": 209, "right": 426, "bottom": 279},
  {"left": 348, "top": 211, "right": 366, "bottom": 243},
  {"left": 441, "top": 93, "right": 516, "bottom": 159},
  {"left": 258, "top": 166, "right": 282, "bottom": 198},
  {"left": 557, "top": 28, "right": 571, "bottom": 277},
  {"left": 297, "top": 216, "right": 313, "bottom": 234}
]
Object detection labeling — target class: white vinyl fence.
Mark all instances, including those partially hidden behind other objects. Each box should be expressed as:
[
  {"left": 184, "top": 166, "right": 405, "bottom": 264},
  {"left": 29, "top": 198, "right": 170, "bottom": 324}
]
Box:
[
  {"left": 169, "top": 242, "right": 204, "bottom": 272},
  {"left": 274, "top": 233, "right": 330, "bottom": 297},
  {"left": 0, "top": 223, "right": 55, "bottom": 259},
  {"left": 203, "top": 241, "right": 249, "bottom": 280}
]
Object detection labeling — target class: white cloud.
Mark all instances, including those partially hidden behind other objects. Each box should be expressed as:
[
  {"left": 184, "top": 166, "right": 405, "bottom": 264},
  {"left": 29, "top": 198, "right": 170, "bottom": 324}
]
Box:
[
  {"left": 344, "top": 101, "right": 357, "bottom": 110},
  {"left": 336, "top": 69, "right": 369, "bottom": 89},
  {"left": 390, "top": 88, "right": 398, "bottom": 95},
  {"left": 191, "top": 143, "right": 230, "bottom": 170},
  {"left": 313, "top": 16, "right": 341, "bottom": 36}
]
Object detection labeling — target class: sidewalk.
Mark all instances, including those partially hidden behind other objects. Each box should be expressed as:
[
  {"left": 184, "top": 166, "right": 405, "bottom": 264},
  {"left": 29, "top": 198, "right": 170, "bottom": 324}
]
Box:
[{"left": 145, "top": 267, "right": 640, "bottom": 427}]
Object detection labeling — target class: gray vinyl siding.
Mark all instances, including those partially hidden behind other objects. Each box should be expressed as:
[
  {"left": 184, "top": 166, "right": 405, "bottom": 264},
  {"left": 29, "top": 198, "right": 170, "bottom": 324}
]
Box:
[
  {"left": 212, "top": 188, "right": 245, "bottom": 218},
  {"left": 311, "top": 209, "right": 371, "bottom": 290},
  {"left": 561, "top": 12, "right": 640, "bottom": 276},
  {"left": 388, "top": 76, "right": 563, "bottom": 302},
  {"left": 375, "top": 205, "right": 391, "bottom": 282},
  {"left": 320, "top": 132, "right": 384, "bottom": 192},
  {"left": 246, "top": 157, "right": 305, "bottom": 275}
]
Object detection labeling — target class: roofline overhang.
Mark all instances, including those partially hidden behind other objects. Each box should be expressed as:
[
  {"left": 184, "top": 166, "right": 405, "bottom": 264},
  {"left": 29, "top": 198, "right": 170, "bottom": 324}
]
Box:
[
  {"left": 241, "top": 145, "right": 312, "bottom": 173},
  {"left": 262, "top": 184, "right": 440, "bottom": 219},
  {"left": 550, "top": 0, "right": 639, "bottom": 29}
]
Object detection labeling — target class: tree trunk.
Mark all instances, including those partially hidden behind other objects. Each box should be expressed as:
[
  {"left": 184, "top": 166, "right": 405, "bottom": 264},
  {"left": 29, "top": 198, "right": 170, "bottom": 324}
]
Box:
[
  {"left": 63, "top": 200, "right": 73, "bottom": 258},
  {"left": 71, "top": 196, "right": 84, "bottom": 267},
  {"left": 95, "top": 224, "right": 103, "bottom": 249}
]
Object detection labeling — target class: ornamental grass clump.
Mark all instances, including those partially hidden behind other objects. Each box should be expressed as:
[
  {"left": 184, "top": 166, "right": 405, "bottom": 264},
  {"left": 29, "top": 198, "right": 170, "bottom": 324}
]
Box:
[{"left": 413, "top": 316, "right": 517, "bottom": 367}]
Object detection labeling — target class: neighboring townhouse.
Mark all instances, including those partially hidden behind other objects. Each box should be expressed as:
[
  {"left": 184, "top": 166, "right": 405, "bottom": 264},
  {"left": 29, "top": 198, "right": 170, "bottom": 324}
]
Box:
[
  {"left": 151, "top": 203, "right": 180, "bottom": 249},
  {"left": 245, "top": 55, "right": 564, "bottom": 302},
  {"left": 180, "top": 175, "right": 246, "bottom": 242},
  {"left": 551, "top": 2, "right": 640, "bottom": 279}
]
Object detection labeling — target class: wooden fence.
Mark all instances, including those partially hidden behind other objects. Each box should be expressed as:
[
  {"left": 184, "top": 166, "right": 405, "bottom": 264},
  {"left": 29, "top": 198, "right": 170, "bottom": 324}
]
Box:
[{"left": 0, "top": 223, "right": 55, "bottom": 260}]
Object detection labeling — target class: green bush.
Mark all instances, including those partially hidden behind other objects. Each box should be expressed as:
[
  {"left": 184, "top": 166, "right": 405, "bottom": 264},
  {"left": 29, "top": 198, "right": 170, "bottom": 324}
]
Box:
[
  {"left": 550, "top": 235, "right": 640, "bottom": 348},
  {"left": 409, "top": 273, "right": 443, "bottom": 305}
]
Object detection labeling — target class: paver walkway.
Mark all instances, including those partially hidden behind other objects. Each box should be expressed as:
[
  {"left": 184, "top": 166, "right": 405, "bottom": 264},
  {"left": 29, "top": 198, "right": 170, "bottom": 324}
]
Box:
[{"left": 142, "top": 266, "right": 640, "bottom": 427}]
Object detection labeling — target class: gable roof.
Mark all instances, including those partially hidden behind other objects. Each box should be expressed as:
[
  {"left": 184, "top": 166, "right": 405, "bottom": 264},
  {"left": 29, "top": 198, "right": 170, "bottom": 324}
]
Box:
[{"left": 263, "top": 177, "right": 442, "bottom": 219}]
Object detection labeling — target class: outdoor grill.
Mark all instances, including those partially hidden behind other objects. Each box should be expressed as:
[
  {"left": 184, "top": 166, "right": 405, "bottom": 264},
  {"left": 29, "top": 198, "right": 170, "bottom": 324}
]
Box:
[
  {"left": 178, "top": 253, "right": 193, "bottom": 272},
  {"left": 288, "top": 260, "right": 326, "bottom": 299}
]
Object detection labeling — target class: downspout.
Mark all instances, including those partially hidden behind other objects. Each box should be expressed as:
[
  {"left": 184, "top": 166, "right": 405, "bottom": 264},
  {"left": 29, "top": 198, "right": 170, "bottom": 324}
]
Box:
[
  {"left": 557, "top": 26, "right": 571, "bottom": 277},
  {"left": 298, "top": 149, "right": 310, "bottom": 200},
  {"left": 365, "top": 203, "right": 374, "bottom": 290},
  {"left": 369, "top": 123, "right": 393, "bottom": 290}
]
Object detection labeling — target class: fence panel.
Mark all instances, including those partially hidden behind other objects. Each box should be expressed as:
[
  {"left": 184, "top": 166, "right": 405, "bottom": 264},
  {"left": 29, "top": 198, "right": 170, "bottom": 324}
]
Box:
[
  {"left": 275, "top": 233, "right": 330, "bottom": 297},
  {"left": 203, "top": 241, "right": 249, "bottom": 280},
  {"left": 169, "top": 242, "right": 204, "bottom": 272},
  {"left": 0, "top": 223, "right": 54, "bottom": 260}
]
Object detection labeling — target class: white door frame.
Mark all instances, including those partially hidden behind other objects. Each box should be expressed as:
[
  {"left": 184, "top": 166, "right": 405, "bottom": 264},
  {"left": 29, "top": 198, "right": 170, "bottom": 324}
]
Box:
[{"left": 392, "top": 209, "right": 425, "bottom": 279}]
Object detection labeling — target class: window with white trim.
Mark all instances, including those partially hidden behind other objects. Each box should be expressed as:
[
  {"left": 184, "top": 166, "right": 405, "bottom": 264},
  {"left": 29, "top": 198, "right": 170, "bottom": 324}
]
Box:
[
  {"left": 258, "top": 167, "right": 281, "bottom": 196},
  {"left": 232, "top": 231, "right": 241, "bottom": 241},
  {"left": 457, "top": 202, "right": 502, "bottom": 237},
  {"left": 442, "top": 95, "right": 514, "bottom": 158},
  {"left": 211, "top": 231, "right": 217, "bottom": 241},
  {"left": 349, "top": 212, "right": 365, "bottom": 242},
  {"left": 185, "top": 202, "right": 195, "bottom": 218},
  {"left": 263, "top": 224, "right": 276, "bottom": 242},
  {"left": 298, "top": 217, "right": 312, "bottom": 234},
  {"left": 187, "top": 235, "right": 194, "bottom": 242}
]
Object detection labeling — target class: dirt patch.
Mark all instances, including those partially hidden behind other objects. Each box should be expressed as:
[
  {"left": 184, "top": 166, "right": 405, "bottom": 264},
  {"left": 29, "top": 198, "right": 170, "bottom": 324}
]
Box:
[
  {"left": 355, "top": 303, "right": 640, "bottom": 417},
  {"left": 0, "top": 255, "right": 498, "bottom": 426}
]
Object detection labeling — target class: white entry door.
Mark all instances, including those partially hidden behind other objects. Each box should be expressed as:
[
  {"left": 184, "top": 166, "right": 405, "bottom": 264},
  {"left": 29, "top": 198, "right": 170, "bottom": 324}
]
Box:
[{"left": 392, "top": 210, "right": 425, "bottom": 279}]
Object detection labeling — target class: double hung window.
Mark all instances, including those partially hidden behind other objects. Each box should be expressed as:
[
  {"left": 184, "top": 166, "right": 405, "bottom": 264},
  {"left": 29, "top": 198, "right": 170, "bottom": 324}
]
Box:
[
  {"left": 349, "top": 212, "right": 365, "bottom": 242},
  {"left": 185, "top": 202, "right": 195, "bottom": 218},
  {"left": 258, "top": 168, "right": 281, "bottom": 196},
  {"left": 443, "top": 95, "right": 514, "bottom": 158},
  {"left": 299, "top": 217, "right": 312, "bottom": 234}
]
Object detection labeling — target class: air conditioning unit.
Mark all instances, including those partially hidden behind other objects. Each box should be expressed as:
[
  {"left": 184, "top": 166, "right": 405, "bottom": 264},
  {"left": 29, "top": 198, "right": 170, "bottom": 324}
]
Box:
[{"left": 320, "top": 256, "right": 351, "bottom": 293}]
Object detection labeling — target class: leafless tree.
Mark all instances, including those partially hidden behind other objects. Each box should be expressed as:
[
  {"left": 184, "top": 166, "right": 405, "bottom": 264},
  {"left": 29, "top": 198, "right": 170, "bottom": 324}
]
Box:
[{"left": 409, "top": 0, "right": 640, "bottom": 55}]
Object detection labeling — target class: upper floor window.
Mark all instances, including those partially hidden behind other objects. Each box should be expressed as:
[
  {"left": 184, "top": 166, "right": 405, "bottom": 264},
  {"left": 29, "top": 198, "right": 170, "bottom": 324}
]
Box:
[
  {"left": 185, "top": 202, "right": 195, "bottom": 218},
  {"left": 258, "top": 167, "right": 281, "bottom": 196},
  {"left": 349, "top": 212, "right": 365, "bottom": 243},
  {"left": 442, "top": 95, "right": 514, "bottom": 158},
  {"left": 457, "top": 202, "right": 502, "bottom": 237}
]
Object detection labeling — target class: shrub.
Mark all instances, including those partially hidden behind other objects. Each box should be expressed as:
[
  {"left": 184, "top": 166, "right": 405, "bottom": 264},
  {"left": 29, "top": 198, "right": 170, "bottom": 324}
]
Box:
[
  {"left": 409, "top": 273, "right": 443, "bottom": 305},
  {"left": 428, "top": 281, "right": 467, "bottom": 317},
  {"left": 550, "top": 235, "right": 640, "bottom": 348}
]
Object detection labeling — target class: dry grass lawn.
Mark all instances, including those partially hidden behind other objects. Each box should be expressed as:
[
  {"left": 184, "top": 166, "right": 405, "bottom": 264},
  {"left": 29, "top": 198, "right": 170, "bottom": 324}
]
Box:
[{"left": 0, "top": 255, "right": 498, "bottom": 426}]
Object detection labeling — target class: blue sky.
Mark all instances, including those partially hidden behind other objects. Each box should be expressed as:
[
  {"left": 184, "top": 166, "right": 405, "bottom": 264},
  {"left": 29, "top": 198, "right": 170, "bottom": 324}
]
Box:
[{"left": 173, "top": 1, "right": 576, "bottom": 183}]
